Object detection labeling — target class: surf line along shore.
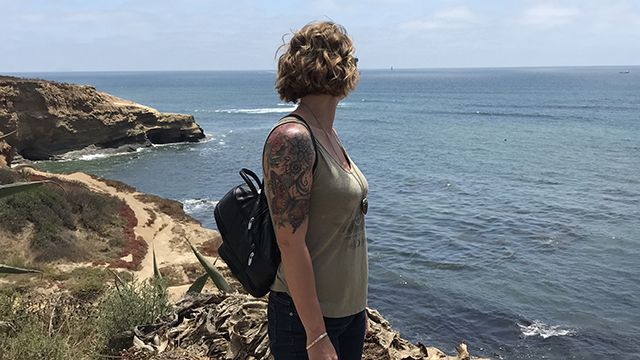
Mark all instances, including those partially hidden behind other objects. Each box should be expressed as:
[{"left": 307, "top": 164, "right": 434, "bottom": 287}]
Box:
[{"left": 18, "top": 166, "right": 486, "bottom": 360}]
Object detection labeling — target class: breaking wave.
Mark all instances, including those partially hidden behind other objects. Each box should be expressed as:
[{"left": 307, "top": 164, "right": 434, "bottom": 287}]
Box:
[
  {"left": 205, "top": 102, "right": 349, "bottom": 115},
  {"left": 183, "top": 198, "right": 218, "bottom": 215},
  {"left": 518, "top": 321, "right": 576, "bottom": 339},
  {"left": 60, "top": 147, "right": 147, "bottom": 162}
]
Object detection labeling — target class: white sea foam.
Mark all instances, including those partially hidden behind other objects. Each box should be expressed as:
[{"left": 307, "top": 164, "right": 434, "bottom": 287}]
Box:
[
  {"left": 212, "top": 102, "right": 349, "bottom": 115},
  {"left": 213, "top": 104, "right": 296, "bottom": 114},
  {"left": 518, "top": 321, "right": 576, "bottom": 339},
  {"left": 197, "top": 134, "right": 216, "bottom": 144},
  {"left": 214, "top": 107, "right": 297, "bottom": 114},
  {"left": 183, "top": 198, "right": 218, "bottom": 215},
  {"left": 77, "top": 153, "right": 121, "bottom": 161},
  {"left": 64, "top": 147, "right": 146, "bottom": 161}
]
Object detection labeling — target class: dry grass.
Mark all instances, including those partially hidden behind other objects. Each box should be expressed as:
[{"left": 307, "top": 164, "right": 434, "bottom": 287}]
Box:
[
  {"left": 0, "top": 274, "right": 170, "bottom": 360},
  {"left": 0, "top": 169, "right": 135, "bottom": 267}
]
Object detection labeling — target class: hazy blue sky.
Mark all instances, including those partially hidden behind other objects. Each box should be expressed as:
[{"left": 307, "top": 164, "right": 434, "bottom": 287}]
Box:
[{"left": 2, "top": 0, "right": 639, "bottom": 72}]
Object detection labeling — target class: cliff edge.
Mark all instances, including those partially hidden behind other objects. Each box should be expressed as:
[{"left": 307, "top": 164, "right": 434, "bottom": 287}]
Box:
[
  {"left": 0, "top": 76, "right": 205, "bottom": 160},
  {"left": 0, "top": 167, "right": 487, "bottom": 359}
]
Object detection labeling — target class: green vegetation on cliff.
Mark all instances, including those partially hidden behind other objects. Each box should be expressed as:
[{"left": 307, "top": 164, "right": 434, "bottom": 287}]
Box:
[
  {"left": 0, "top": 277, "right": 170, "bottom": 360},
  {"left": 0, "top": 168, "right": 127, "bottom": 265}
]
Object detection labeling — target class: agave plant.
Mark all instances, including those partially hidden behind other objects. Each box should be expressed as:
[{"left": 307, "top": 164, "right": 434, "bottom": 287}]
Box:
[
  {"left": 0, "top": 181, "right": 53, "bottom": 198},
  {"left": 186, "top": 274, "right": 209, "bottom": 294},
  {"left": 0, "top": 175, "right": 66, "bottom": 199},
  {"left": 0, "top": 170, "right": 60, "bottom": 276},
  {"left": 149, "top": 241, "right": 231, "bottom": 294},
  {"left": 152, "top": 246, "right": 162, "bottom": 280},
  {"left": 0, "top": 130, "right": 16, "bottom": 141},
  {"left": 186, "top": 239, "right": 233, "bottom": 293},
  {"left": 0, "top": 264, "right": 41, "bottom": 274}
]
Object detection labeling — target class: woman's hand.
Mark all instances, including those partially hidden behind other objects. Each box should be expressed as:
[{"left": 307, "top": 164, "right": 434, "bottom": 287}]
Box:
[{"left": 307, "top": 336, "right": 338, "bottom": 360}]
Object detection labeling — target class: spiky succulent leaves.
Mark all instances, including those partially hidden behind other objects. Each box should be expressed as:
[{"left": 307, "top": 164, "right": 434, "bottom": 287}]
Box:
[
  {"left": 108, "top": 269, "right": 130, "bottom": 293},
  {"left": 187, "top": 274, "right": 209, "bottom": 294},
  {"left": 0, "top": 180, "right": 66, "bottom": 199},
  {"left": 0, "top": 264, "right": 41, "bottom": 274},
  {"left": 0, "top": 130, "right": 16, "bottom": 141},
  {"left": 152, "top": 247, "right": 162, "bottom": 280},
  {"left": 0, "top": 181, "right": 49, "bottom": 198},
  {"left": 187, "top": 240, "right": 233, "bottom": 293}
]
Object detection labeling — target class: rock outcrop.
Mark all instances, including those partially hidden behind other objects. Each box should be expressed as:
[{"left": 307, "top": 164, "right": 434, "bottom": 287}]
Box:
[
  {"left": 125, "top": 292, "right": 487, "bottom": 360},
  {"left": 0, "top": 76, "right": 205, "bottom": 160}
]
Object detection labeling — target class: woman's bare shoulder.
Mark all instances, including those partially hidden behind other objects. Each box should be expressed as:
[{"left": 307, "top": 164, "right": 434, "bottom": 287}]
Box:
[{"left": 264, "top": 122, "right": 315, "bottom": 165}]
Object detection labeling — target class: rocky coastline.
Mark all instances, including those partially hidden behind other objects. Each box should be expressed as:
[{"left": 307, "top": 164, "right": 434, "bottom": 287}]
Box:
[
  {"left": 1, "top": 166, "right": 486, "bottom": 360},
  {"left": 0, "top": 76, "right": 205, "bottom": 161},
  {"left": 0, "top": 78, "right": 487, "bottom": 359}
]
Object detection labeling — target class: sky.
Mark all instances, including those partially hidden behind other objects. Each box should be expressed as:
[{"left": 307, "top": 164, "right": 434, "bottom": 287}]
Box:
[{"left": 1, "top": 0, "right": 639, "bottom": 72}]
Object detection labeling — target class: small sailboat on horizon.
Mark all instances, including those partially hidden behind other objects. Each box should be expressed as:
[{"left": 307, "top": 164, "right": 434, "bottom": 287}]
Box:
[{"left": 619, "top": 70, "right": 630, "bottom": 74}]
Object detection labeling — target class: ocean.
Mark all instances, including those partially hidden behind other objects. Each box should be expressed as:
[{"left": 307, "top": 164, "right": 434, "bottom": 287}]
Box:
[{"left": 23, "top": 67, "right": 640, "bottom": 359}]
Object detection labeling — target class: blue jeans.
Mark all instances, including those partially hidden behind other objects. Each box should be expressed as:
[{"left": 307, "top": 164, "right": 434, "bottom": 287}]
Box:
[{"left": 268, "top": 291, "right": 366, "bottom": 360}]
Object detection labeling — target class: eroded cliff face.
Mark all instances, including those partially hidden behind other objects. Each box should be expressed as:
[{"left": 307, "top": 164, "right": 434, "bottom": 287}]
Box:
[{"left": 0, "top": 76, "right": 205, "bottom": 160}]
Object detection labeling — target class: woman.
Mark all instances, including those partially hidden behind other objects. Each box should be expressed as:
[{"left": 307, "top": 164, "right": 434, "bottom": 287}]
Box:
[{"left": 262, "top": 21, "right": 369, "bottom": 360}]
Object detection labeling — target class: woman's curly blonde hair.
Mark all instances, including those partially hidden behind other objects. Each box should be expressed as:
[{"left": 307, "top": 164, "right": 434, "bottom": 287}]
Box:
[{"left": 275, "top": 21, "right": 359, "bottom": 103}]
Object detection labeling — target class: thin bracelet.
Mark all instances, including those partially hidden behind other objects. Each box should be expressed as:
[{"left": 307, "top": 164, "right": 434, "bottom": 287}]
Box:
[{"left": 306, "top": 332, "right": 328, "bottom": 350}]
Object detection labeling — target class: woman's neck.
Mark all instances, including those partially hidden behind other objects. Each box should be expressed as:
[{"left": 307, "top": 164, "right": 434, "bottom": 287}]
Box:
[{"left": 297, "top": 95, "right": 340, "bottom": 130}]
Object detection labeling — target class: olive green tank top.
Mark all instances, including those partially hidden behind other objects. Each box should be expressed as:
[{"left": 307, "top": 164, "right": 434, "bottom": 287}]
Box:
[{"left": 266, "top": 116, "right": 369, "bottom": 318}]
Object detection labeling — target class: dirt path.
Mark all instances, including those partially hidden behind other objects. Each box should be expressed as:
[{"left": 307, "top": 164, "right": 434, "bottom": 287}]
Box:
[{"left": 29, "top": 169, "right": 220, "bottom": 282}]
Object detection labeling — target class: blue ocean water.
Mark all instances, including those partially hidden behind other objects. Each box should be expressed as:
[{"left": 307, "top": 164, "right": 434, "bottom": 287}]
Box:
[{"left": 25, "top": 68, "right": 640, "bottom": 360}]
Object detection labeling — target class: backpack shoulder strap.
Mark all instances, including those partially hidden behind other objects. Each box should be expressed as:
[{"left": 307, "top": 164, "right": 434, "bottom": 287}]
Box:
[{"left": 262, "top": 113, "right": 319, "bottom": 173}]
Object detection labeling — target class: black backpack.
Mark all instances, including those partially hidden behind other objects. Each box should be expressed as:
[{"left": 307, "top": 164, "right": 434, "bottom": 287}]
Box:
[
  {"left": 214, "top": 168, "right": 278, "bottom": 297},
  {"left": 214, "top": 114, "right": 316, "bottom": 297}
]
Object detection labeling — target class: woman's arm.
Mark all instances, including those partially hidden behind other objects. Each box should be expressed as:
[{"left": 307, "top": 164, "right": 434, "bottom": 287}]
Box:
[{"left": 263, "top": 123, "right": 335, "bottom": 358}]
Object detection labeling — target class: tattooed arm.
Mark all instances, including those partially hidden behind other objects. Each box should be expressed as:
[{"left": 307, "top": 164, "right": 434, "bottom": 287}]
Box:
[{"left": 264, "top": 122, "right": 334, "bottom": 356}]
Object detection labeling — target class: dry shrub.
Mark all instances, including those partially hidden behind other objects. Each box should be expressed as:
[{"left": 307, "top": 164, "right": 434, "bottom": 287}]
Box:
[{"left": 96, "top": 278, "right": 171, "bottom": 354}]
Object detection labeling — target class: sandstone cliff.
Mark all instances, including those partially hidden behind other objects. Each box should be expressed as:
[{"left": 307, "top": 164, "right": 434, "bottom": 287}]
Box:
[{"left": 0, "top": 76, "right": 205, "bottom": 160}]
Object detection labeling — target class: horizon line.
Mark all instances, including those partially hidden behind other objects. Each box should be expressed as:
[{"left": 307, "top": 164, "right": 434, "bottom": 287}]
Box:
[{"left": 3, "top": 64, "right": 639, "bottom": 74}]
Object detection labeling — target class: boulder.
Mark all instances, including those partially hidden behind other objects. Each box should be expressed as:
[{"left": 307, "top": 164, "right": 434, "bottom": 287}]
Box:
[{"left": 0, "top": 76, "right": 205, "bottom": 160}]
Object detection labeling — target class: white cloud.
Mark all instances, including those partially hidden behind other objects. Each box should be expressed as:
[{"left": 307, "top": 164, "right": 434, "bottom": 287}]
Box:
[
  {"left": 434, "top": 7, "right": 477, "bottom": 21},
  {"left": 401, "top": 6, "right": 479, "bottom": 31},
  {"left": 518, "top": 4, "right": 580, "bottom": 27}
]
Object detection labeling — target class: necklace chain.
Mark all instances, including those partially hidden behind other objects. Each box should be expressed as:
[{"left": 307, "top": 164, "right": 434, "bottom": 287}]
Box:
[
  {"left": 297, "top": 102, "right": 368, "bottom": 215},
  {"left": 298, "top": 102, "right": 345, "bottom": 168}
]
